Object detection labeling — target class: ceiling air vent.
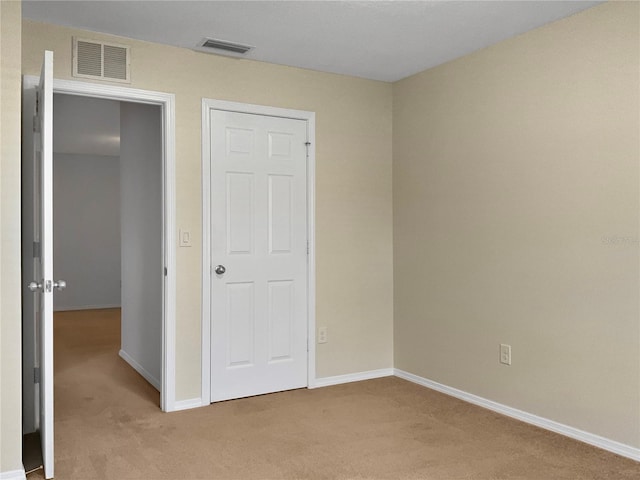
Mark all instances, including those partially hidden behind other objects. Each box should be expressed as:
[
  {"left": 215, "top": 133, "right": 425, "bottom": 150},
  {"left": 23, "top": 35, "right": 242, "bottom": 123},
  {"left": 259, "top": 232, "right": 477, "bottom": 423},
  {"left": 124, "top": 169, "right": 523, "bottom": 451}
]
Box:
[
  {"left": 195, "top": 37, "right": 254, "bottom": 57},
  {"left": 73, "top": 37, "right": 131, "bottom": 83}
]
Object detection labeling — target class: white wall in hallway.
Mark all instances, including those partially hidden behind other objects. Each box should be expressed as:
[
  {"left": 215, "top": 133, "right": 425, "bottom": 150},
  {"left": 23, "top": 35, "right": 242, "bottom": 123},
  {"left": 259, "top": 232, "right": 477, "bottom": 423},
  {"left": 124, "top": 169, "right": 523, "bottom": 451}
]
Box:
[
  {"left": 54, "top": 94, "right": 120, "bottom": 157},
  {"left": 53, "top": 94, "right": 122, "bottom": 311},
  {"left": 119, "top": 102, "right": 163, "bottom": 389},
  {"left": 53, "top": 152, "right": 121, "bottom": 310}
]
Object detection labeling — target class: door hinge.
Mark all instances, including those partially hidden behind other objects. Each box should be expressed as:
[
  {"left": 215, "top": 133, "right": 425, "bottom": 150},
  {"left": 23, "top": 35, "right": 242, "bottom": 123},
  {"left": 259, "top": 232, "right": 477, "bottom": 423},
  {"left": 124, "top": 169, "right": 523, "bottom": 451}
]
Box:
[
  {"left": 307, "top": 241, "right": 309, "bottom": 255},
  {"left": 34, "top": 367, "right": 40, "bottom": 384},
  {"left": 33, "top": 241, "right": 41, "bottom": 258},
  {"left": 35, "top": 91, "right": 40, "bottom": 114},
  {"left": 164, "top": 267, "right": 168, "bottom": 276}
]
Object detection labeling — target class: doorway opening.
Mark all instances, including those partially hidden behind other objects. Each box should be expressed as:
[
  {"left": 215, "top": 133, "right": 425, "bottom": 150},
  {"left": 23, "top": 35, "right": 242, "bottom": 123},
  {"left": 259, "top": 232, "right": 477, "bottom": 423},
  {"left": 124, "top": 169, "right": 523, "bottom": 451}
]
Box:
[
  {"left": 51, "top": 92, "right": 163, "bottom": 395},
  {"left": 21, "top": 72, "right": 177, "bottom": 478},
  {"left": 50, "top": 94, "right": 163, "bottom": 389}
]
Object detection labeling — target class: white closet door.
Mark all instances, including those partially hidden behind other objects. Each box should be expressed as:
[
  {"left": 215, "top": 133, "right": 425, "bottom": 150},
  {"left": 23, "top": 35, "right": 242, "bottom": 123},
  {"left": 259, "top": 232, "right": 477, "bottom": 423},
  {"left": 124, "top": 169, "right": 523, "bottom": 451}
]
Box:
[{"left": 210, "top": 110, "right": 308, "bottom": 402}]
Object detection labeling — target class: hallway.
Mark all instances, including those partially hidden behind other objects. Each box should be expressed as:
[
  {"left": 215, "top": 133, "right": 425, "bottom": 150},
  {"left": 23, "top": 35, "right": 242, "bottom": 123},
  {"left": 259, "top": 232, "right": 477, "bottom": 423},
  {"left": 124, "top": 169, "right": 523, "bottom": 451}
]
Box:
[{"left": 32, "top": 309, "right": 160, "bottom": 478}]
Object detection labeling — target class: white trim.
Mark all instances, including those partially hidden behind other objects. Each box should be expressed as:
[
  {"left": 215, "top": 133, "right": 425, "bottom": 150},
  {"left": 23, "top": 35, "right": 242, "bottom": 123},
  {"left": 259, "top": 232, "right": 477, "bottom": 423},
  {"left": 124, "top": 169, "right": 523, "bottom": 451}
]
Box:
[
  {"left": 172, "top": 398, "right": 206, "bottom": 412},
  {"left": 0, "top": 469, "right": 26, "bottom": 480},
  {"left": 23, "top": 75, "right": 177, "bottom": 412},
  {"left": 311, "top": 368, "right": 394, "bottom": 388},
  {"left": 394, "top": 369, "right": 640, "bottom": 462},
  {"left": 201, "top": 99, "right": 316, "bottom": 405},
  {"left": 119, "top": 349, "right": 161, "bottom": 391},
  {"left": 200, "top": 100, "right": 212, "bottom": 405},
  {"left": 305, "top": 110, "right": 317, "bottom": 390},
  {"left": 54, "top": 304, "right": 121, "bottom": 312}
]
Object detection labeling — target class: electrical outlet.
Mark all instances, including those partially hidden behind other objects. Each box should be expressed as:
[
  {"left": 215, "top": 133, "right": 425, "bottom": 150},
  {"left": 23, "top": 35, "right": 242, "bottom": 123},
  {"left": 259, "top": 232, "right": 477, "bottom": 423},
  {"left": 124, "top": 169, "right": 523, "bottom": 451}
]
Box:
[
  {"left": 500, "top": 344, "right": 512, "bottom": 365},
  {"left": 318, "top": 327, "right": 328, "bottom": 344}
]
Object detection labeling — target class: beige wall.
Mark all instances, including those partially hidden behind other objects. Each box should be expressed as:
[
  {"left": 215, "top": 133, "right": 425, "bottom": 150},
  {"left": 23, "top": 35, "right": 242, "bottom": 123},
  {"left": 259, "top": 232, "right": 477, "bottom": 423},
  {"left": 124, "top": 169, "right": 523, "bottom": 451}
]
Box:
[
  {"left": 0, "top": 0, "right": 23, "bottom": 474},
  {"left": 393, "top": 1, "right": 639, "bottom": 448},
  {"left": 21, "top": 19, "right": 395, "bottom": 400}
]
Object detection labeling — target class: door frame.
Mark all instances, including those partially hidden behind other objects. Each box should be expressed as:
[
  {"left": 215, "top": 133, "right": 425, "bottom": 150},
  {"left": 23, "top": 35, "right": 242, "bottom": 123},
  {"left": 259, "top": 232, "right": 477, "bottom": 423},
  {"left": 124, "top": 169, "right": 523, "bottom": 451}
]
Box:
[
  {"left": 201, "top": 99, "right": 317, "bottom": 404},
  {"left": 22, "top": 75, "right": 178, "bottom": 412}
]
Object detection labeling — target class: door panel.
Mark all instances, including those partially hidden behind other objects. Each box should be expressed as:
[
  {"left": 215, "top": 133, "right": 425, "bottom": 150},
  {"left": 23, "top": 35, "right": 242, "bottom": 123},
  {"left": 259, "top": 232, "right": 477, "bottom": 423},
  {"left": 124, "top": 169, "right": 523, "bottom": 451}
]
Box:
[
  {"left": 226, "top": 282, "right": 255, "bottom": 367},
  {"left": 268, "top": 175, "right": 293, "bottom": 254},
  {"left": 268, "top": 280, "right": 294, "bottom": 362},
  {"left": 226, "top": 173, "right": 254, "bottom": 255},
  {"left": 35, "top": 50, "right": 55, "bottom": 480},
  {"left": 210, "top": 110, "right": 308, "bottom": 402}
]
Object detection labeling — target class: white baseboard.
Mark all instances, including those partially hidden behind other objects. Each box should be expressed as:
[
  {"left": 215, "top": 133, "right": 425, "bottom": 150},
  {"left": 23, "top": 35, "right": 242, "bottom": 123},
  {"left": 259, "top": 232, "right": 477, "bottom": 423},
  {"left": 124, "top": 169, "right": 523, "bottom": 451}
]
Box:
[
  {"left": 169, "top": 369, "right": 395, "bottom": 411},
  {"left": 394, "top": 369, "right": 640, "bottom": 462},
  {"left": 119, "top": 349, "right": 160, "bottom": 391},
  {"left": 55, "top": 303, "right": 121, "bottom": 312},
  {"left": 0, "top": 469, "right": 26, "bottom": 480},
  {"left": 172, "top": 398, "right": 206, "bottom": 411},
  {"left": 311, "top": 368, "right": 394, "bottom": 388}
]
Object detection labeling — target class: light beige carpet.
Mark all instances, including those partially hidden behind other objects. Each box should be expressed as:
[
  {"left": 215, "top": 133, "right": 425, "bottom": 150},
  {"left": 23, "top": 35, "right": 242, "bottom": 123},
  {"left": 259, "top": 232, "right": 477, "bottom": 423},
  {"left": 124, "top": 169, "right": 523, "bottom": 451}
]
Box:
[{"left": 28, "top": 308, "right": 639, "bottom": 479}]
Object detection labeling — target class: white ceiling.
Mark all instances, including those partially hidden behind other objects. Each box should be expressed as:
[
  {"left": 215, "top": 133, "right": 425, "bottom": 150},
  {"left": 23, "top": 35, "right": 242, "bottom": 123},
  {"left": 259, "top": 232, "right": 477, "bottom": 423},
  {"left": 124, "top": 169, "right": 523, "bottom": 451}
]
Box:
[{"left": 23, "top": 1, "right": 603, "bottom": 82}]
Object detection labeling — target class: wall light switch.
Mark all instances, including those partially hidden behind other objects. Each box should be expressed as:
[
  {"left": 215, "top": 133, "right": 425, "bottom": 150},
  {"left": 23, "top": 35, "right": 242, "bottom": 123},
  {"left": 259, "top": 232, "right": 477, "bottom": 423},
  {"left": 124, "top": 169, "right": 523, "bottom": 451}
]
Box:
[
  {"left": 179, "top": 229, "right": 192, "bottom": 247},
  {"left": 318, "top": 327, "right": 328, "bottom": 344}
]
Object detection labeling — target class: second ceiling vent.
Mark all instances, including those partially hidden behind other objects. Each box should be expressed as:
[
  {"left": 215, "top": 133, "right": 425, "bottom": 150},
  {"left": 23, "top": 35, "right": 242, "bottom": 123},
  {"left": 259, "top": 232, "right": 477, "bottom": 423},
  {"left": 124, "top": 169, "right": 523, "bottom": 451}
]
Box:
[{"left": 196, "top": 37, "right": 254, "bottom": 57}]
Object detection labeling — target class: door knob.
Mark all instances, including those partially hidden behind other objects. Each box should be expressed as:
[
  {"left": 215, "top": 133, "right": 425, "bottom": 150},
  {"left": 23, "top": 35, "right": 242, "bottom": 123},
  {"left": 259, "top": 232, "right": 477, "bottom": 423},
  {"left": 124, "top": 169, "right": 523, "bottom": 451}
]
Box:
[
  {"left": 28, "top": 280, "right": 66, "bottom": 291},
  {"left": 214, "top": 265, "right": 226, "bottom": 275}
]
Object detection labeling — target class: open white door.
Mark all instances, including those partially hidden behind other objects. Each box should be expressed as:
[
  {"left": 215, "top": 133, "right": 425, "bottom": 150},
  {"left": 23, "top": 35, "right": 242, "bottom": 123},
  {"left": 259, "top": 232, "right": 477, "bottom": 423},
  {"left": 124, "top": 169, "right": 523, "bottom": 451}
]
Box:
[{"left": 27, "top": 50, "right": 59, "bottom": 480}]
